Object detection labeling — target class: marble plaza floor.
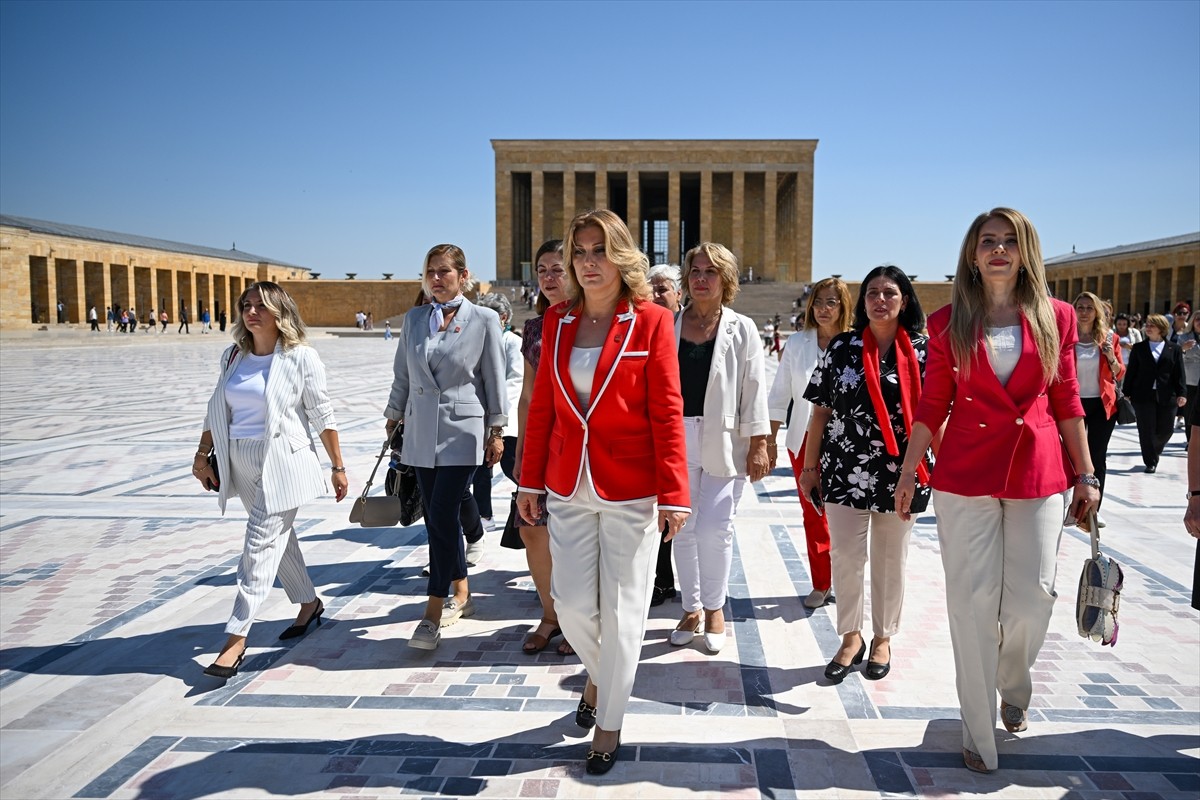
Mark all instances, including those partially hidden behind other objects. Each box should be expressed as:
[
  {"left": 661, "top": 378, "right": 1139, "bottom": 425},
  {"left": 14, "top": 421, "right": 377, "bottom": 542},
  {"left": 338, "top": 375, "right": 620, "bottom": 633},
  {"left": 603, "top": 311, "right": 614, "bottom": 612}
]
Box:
[{"left": 0, "top": 328, "right": 1197, "bottom": 800}]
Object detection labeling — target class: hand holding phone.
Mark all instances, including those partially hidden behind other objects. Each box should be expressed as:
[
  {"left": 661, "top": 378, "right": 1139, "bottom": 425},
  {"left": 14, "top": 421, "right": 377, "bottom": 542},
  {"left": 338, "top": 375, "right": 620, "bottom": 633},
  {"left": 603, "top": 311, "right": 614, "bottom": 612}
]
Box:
[{"left": 809, "top": 486, "right": 824, "bottom": 515}]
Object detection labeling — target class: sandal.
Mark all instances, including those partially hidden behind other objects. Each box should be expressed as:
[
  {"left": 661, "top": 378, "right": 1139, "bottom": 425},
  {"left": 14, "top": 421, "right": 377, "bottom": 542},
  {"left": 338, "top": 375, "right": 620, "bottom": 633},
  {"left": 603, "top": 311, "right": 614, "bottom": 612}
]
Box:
[
  {"left": 522, "top": 618, "right": 562, "bottom": 654},
  {"left": 557, "top": 638, "right": 575, "bottom": 656}
]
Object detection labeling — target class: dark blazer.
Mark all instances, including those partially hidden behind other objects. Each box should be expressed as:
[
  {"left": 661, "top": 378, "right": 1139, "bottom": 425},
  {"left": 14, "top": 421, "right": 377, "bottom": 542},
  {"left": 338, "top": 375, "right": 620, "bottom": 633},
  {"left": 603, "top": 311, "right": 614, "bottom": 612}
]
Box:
[{"left": 1124, "top": 339, "right": 1186, "bottom": 405}]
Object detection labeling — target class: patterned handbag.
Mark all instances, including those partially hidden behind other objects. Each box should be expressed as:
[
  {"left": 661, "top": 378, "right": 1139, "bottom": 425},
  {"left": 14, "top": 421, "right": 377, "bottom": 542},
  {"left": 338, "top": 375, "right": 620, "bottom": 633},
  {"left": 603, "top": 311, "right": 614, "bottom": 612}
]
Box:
[{"left": 1076, "top": 509, "right": 1123, "bottom": 647}]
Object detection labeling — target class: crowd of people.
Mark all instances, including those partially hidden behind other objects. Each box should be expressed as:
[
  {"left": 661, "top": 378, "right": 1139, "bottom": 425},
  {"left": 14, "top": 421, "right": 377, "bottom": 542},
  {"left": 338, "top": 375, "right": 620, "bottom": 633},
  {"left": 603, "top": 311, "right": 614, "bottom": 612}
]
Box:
[
  {"left": 86, "top": 304, "right": 227, "bottom": 334},
  {"left": 192, "top": 207, "right": 1197, "bottom": 778}
]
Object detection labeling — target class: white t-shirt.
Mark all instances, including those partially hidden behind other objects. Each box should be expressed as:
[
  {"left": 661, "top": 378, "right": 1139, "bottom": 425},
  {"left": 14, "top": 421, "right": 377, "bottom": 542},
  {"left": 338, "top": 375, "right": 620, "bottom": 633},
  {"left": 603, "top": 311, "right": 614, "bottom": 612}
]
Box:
[
  {"left": 987, "top": 325, "right": 1022, "bottom": 387},
  {"left": 226, "top": 353, "right": 274, "bottom": 439},
  {"left": 1075, "top": 342, "right": 1101, "bottom": 398},
  {"left": 570, "top": 346, "right": 602, "bottom": 411}
]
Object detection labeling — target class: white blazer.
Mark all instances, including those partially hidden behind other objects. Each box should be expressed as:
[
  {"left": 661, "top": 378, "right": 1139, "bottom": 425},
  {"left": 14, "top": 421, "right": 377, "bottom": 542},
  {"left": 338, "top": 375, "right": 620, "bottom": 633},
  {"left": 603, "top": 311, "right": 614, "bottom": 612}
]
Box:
[
  {"left": 767, "top": 328, "right": 824, "bottom": 456},
  {"left": 674, "top": 306, "right": 770, "bottom": 478},
  {"left": 204, "top": 342, "right": 337, "bottom": 516},
  {"left": 501, "top": 329, "right": 524, "bottom": 439},
  {"left": 385, "top": 299, "right": 508, "bottom": 468}
]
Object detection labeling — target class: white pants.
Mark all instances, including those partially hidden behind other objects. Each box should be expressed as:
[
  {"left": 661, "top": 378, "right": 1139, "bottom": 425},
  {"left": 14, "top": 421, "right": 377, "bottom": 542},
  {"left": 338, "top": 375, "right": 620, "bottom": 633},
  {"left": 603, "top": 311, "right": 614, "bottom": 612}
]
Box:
[
  {"left": 673, "top": 417, "right": 745, "bottom": 613},
  {"left": 825, "top": 503, "right": 913, "bottom": 638},
  {"left": 226, "top": 438, "right": 317, "bottom": 636},
  {"left": 934, "top": 489, "right": 1066, "bottom": 771},
  {"left": 547, "top": 473, "right": 659, "bottom": 731}
]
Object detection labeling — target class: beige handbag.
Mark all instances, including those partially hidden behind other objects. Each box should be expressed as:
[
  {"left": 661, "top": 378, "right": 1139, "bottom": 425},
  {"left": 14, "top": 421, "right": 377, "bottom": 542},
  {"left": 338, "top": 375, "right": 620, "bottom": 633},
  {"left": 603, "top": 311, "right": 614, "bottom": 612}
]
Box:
[{"left": 348, "top": 437, "right": 404, "bottom": 528}]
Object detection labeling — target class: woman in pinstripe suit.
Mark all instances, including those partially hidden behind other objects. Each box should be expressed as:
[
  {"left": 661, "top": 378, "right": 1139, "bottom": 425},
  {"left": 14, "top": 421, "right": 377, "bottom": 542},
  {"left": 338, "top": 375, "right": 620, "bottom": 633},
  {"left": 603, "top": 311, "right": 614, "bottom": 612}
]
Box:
[{"left": 193, "top": 282, "right": 348, "bottom": 679}]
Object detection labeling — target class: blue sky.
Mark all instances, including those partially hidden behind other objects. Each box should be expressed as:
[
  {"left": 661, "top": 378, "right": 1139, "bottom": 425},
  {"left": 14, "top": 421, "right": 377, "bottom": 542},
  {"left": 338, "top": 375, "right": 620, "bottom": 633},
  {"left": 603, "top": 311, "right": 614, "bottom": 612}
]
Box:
[{"left": 2, "top": 0, "right": 1197, "bottom": 281}]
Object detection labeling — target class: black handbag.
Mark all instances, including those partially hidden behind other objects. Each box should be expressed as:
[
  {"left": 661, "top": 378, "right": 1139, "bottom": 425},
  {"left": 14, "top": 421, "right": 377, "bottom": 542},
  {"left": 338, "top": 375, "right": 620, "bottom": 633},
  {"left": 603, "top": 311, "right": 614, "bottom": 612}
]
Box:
[
  {"left": 499, "top": 492, "right": 524, "bottom": 550},
  {"left": 383, "top": 424, "right": 423, "bottom": 527},
  {"left": 204, "top": 451, "right": 220, "bottom": 491},
  {"left": 1115, "top": 387, "right": 1136, "bottom": 426}
]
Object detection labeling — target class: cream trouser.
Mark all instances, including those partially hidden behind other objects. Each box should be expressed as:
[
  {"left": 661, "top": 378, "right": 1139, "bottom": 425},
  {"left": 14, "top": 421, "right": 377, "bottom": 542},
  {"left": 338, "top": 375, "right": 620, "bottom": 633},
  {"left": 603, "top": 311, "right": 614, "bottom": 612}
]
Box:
[
  {"left": 825, "top": 503, "right": 913, "bottom": 638},
  {"left": 226, "top": 438, "right": 318, "bottom": 636},
  {"left": 673, "top": 417, "right": 746, "bottom": 613},
  {"left": 934, "top": 489, "right": 1066, "bottom": 771},
  {"left": 547, "top": 473, "right": 659, "bottom": 731}
]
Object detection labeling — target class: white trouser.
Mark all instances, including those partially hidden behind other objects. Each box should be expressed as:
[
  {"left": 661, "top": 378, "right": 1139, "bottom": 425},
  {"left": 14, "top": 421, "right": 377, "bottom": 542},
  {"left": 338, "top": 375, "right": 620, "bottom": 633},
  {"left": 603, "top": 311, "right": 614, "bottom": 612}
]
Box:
[
  {"left": 226, "top": 438, "right": 317, "bottom": 636},
  {"left": 824, "top": 503, "right": 913, "bottom": 638},
  {"left": 547, "top": 472, "right": 659, "bottom": 731},
  {"left": 933, "top": 489, "right": 1066, "bottom": 771},
  {"left": 673, "top": 416, "right": 745, "bottom": 613}
]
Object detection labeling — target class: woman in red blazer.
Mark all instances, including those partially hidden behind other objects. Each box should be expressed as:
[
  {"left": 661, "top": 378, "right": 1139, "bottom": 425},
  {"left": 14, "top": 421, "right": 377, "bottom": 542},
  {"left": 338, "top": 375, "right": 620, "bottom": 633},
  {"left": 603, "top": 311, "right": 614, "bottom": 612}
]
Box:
[
  {"left": 894, "top": 208, "right": 1099, "bottom": 775},
  {"left": 1073, "top": 291, "right": 1125, "bottom": 524},
  {"left": 517, "top": 209, "right": 689, "bottom": 775}
]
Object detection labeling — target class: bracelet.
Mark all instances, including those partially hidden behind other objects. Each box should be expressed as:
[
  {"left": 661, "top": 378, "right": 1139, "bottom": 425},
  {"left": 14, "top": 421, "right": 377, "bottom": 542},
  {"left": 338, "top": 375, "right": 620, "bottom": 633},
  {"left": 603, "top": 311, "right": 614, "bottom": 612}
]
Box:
[
  {"left": 800, "top": 466, "right": 819, "bottom": 473},
  {"left": 1075, "top": 473, "right": 1101, "bottom": 488},
  {"left": 330, "top": 466, "right": 346, "bottom": 473},
  {"left": 195, "top": 449, "right": 211, "bottom": 458}
]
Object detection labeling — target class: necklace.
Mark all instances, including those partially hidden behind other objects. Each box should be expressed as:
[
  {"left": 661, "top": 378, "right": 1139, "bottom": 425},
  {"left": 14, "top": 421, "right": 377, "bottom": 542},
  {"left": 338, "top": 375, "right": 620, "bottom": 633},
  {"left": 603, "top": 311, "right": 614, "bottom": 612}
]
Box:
[{"left": 690, "top": 306, "right": 721, "bottom": 327}]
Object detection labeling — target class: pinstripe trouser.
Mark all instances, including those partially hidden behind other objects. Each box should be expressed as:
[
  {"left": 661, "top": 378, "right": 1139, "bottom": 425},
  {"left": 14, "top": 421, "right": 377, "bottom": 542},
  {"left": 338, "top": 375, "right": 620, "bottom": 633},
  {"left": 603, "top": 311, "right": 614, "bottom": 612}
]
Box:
[{"left": 226, "top": 438, "right": 318, "bottom": 636}]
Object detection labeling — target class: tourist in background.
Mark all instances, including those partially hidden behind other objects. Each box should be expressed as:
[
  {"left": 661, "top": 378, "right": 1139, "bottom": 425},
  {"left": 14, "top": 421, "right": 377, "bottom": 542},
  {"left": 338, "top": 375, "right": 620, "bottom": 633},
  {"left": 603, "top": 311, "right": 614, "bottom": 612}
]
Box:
[
  {"left": 385, "top": 244, "right": 507, "bottom": 650},
  {"left": 1169, "top": 301, "right": 1191, "bottom": 344},
  {"left": 1179, "top": 310, "right": 1200, "bottom": 442},
  {"left": 801, "top": 266, "right": 930, "bottom": 688},
  {"left": 192, "top": 281, "right": 347, "bottom": 679},
  {"left": 895, "top": 208, "right": 1098, "bottom": 775},
  {"left": 647, "top": 263, "right": 683, "bottom": 608},
  {"left": 767, "top": 277, "right": 853, "bottom": 609},
  {"left": 1124, "top": 313, "right": 1187, "bottom": 472},
  {"left": 160, "top": 309, "right": 168, "bottom": 332},
  {"left": 1073, "top": 291, "right": 1124, "bottom": 526},
  {"left": 667, "top": 243, "right": 769, "bottom": 654},
  {"left": 1114, "top": 313, "right": 1137, "bottom": 366},
  {"left": 88, "top": 306, "right": 99, "bottom": 332},
  {"left": 517, "top": 210, "right": 688, "bottom": 774},
  {"left": 512, "top": 239, "right": 573, "bottom": 655}
]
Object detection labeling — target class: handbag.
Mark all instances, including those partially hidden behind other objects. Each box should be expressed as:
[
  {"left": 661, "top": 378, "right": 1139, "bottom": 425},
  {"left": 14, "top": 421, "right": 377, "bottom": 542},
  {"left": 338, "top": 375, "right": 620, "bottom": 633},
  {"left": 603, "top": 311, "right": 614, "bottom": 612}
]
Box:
[
  {"left": 204, "top": 451, "right": 220, "bottom": 491},
  {"left": 499, "top": 492, "right": 524, "bottom": 550},
  {"left": 348, "top": 436, "right": 404, "bottom": 528},
  {"left": 383, "top": 425, "right": 423, "bottom": 527},
  {"left": 1115, "top": 386, "right": 1136, "bottom": 426},
  {"left": 1075, "top": 509, "right": 1123, "bottom": 647}
]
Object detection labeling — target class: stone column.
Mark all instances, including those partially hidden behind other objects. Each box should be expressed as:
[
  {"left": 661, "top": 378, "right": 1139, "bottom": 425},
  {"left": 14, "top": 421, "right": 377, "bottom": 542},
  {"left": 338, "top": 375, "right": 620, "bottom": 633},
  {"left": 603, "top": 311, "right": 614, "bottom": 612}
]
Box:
[
  {"left": 147, "top": 262, "right": 158, "bottom": 316},
  {"left": 563, "top": 169, "right": 576, "bottom": 228},
  {"left": 595, "top": 170, "right": 607, "bottom": 210},
  {"left": 796, "top": 168, "right": 814, "bottom": 283},
  {"left": 763, "top": 170, "right": 778, "bottom": 280},
  {"left": 101, "top": 262, "right": 113, "bottom": 319},
  {"left": 668, "top": 170, "right": 681, "bottom": 264},
  {"left": 700, "top": 170, "right": 713, "bottom": 242},
  {"left": 732, "top": 171, "right": 745, "bottom": 267},
  {"left": 71, "top": 259, "right": 86, "bottom": 323},
  {"left": 496, "top": 164, "right": 512, "bottom": 280},
  {"left": 531, "top": 170, "right": 544, "bottom": 255},
  {"left": 187, "top": 268, "right": 198, "bottom": 321},
  {"left": 627, "top": 171, "right": 641, "bottom": 247}
]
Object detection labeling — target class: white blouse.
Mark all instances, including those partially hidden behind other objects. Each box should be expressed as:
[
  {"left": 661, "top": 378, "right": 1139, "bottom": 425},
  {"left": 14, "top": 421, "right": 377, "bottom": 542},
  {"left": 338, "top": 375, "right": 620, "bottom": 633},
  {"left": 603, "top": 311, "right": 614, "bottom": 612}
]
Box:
[
  {"left": 570, "top": 346, "right": 602, "bottom": 411},
  {"left": 987, "top": 325, "right": 1022, "bottom": 387},
  {"left": 1074, "top": 342, "right": 1101, "bottom": 398}
]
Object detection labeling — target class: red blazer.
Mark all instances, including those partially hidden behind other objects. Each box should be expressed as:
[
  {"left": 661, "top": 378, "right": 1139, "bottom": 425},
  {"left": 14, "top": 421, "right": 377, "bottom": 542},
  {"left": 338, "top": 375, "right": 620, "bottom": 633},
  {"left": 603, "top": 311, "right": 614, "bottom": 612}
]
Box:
[
  {"left": 914, "top": 299, "right": 1085, "bottom": 499},
  {"left": 1095, "top": 331, "right": 1126, "bottom": 418},
  {"left": 518, "top": 298, "right": 690, "bottom": 511}
]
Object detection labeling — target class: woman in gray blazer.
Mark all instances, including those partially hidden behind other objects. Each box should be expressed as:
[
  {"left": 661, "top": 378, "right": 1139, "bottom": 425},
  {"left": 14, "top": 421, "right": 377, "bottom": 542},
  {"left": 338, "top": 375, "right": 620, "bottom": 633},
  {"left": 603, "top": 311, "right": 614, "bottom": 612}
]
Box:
[
  {"left": 193, "top": 282, "right": 348, "bottom": 679},
  {"left": 385, "top": 244, "right": 508, "bottom": 650}
]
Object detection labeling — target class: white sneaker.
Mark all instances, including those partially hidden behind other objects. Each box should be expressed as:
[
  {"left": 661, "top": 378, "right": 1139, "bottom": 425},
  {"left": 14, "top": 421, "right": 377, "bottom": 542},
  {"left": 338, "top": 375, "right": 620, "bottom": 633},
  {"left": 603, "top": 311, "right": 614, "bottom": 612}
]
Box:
[
  {"left": 480, "top": 516, "right": 495, "bottom": 531},
  {"left": 409, "top": 619, "right": 440, "bottom": 650},
  {"left": 803, "top": 588, "right": 833, "bottom": 609},
  {"left": 465, "top": 537, "right": 484, "bottom": 567},
  {"left": 441, "top": 596, "right": 476, "bottom": 626}
]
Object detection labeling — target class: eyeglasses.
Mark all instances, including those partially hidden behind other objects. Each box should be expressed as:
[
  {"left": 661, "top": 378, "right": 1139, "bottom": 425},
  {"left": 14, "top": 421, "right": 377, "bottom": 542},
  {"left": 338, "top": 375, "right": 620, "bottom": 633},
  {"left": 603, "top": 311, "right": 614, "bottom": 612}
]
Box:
[{"left": 811, "top": 299, "right": 841, "bottom": 309}]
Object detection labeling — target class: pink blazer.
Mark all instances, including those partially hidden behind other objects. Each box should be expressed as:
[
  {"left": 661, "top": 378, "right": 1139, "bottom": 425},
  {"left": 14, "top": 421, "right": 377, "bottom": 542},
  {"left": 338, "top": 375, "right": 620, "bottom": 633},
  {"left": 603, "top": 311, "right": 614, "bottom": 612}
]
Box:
[{"left": 915, "top": 299, "right": 1085, "bottom": 499}]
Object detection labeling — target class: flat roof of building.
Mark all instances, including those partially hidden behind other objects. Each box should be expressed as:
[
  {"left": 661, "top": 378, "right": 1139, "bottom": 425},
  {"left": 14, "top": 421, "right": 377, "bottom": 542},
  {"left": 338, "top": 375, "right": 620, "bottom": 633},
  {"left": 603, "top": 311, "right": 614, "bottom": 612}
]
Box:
[
  {"left": 0, "top": 214, "right": 304, "bottom": 269},
  {"left": 1046, "top": 231, "right": 1200, "bottom": 266}
]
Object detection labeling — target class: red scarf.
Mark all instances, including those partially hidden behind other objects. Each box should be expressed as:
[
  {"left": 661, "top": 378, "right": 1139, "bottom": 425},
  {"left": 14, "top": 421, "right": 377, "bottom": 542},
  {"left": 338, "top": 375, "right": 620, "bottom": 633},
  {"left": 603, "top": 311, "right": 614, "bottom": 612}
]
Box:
[{"left": 862, "top": 326, "right": 929, "bottom": 485}]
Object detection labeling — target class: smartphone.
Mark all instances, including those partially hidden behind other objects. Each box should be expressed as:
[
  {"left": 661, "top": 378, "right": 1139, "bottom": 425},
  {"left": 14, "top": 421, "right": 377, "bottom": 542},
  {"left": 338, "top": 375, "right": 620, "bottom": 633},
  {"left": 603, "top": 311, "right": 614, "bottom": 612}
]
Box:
[{"left": 809, "top": 486, "right": 824, "bottom": 515}]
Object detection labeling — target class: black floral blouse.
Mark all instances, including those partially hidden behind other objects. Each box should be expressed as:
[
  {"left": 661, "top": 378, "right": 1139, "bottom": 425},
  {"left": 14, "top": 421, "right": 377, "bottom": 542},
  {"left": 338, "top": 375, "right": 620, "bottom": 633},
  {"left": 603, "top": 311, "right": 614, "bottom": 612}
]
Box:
[{"left": 802, "top": 330, "right": 933, "bottom": 514}]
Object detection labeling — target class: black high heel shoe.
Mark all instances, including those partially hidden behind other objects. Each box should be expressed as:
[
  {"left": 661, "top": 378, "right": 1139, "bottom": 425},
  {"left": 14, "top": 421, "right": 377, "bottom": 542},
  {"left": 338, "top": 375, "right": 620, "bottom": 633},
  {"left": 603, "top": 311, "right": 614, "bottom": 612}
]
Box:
[
  {"left": 824, "top": 640, "right": 866, "bottom": 684},
  {"left": 203, "top": 646, "right": 246, "bottom": 679},
  {"left": 585, "top": 732, "right": 621, "bottom": 775},
  {"left": 865, "top": 639, "right": 891, "bottom": 681},
  {"left": 279, "top": 599, "right": 324, "bottom": 640}
]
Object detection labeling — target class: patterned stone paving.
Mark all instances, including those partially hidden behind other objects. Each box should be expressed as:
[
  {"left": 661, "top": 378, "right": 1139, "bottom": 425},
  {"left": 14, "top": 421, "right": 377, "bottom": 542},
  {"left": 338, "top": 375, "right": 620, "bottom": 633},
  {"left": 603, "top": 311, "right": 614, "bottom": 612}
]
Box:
[{"left": 0, "top": 329, "right": 1196, "bottom": 799}]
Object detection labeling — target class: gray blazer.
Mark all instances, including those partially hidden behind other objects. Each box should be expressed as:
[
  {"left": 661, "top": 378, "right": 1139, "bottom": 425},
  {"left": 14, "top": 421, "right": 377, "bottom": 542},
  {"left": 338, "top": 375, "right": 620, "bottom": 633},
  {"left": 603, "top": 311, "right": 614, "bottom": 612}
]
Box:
[
  {"left": 385, "top": 299, "right": 508, "bottom": 468},
  {"left": 204, "top": 342, "right": 337, "bottom": 516}
]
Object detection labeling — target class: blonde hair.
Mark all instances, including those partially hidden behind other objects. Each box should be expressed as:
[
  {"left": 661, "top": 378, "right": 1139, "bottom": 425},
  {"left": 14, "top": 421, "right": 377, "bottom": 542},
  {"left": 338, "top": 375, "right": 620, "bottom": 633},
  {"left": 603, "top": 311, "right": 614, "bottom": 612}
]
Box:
[
  {"left": 421, "top": 244, "right": 475, "bottom": 296},
  {"left": 948, "top": 208, "right": 1059, "bottom": 383},
  {"left": 231, "top": 281, "right": 308, "bottom": 352},
  {"left": 1073, "top": 291, "right": 1111, "bottom": 347},
  {"left": 563, "top": 209, "right": 651, "bottom": 306},
  {"left": 682, "top": 242, "right": 740, "bottom": 306},
  {"left": 803, "top": 277, "right": 853, "bottom": 333}
]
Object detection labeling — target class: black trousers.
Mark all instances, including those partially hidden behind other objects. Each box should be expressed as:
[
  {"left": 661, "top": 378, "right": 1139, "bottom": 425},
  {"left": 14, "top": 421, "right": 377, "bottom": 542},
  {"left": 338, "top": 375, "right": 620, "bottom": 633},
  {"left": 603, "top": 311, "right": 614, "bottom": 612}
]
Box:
[
  {"left": 1132, "top": 398, "right": 1177, "bottom": 468},
  {"left": 415, "top": 465, "right": 479, "bottom": 597},
  {"left": 1081, "top": 397, "right": 1117, "bottom": 508}
]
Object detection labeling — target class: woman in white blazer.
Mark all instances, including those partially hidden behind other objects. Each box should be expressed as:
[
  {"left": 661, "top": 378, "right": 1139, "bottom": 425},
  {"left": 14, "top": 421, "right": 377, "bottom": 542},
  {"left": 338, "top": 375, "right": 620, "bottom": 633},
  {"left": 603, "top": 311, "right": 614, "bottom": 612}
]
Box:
[
  {"left": 192, "top": 282, "right": 348, "bottom": 679},
  {"left": 668, "top": 242, "right": 770, "bottom": 653},
  {"left": 765, "top": 277, "right": 853, "bottom": 609},
  {"left": 385, "top": 244, "right": 508, "bottom": 651}
]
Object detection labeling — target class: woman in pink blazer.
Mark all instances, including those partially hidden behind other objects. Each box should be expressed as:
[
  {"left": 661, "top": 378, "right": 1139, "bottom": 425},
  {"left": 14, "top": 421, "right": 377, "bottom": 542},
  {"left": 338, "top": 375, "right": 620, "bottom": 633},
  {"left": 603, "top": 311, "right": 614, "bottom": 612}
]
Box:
[{"left": 894, "top": 208, "right": 1099, "bottom": 775}]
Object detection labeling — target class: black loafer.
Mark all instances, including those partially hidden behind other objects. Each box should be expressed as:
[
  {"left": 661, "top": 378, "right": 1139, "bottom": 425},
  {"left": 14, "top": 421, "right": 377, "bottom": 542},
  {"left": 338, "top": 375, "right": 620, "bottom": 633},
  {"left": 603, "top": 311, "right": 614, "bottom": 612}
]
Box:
[
  {"left": 650, "top": 586, "right": 676, "bottom": 607},
  {"left": 585, "top": 735, "right": 621, "bottom": 775},
  {"left": 575, "top": 698, "right": 597, "bottom": 729},
  {"left": 824, "top": 641, "right": 866, "bottom": 684}
]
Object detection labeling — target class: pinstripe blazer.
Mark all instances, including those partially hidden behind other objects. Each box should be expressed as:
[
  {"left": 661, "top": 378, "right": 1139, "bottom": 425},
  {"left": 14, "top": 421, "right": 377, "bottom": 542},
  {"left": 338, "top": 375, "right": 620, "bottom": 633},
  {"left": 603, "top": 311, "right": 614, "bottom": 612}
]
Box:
[
  {"left": 204, "top": 342, "right": 337, "bottom": 515},
  {"left": 385, "top": 299, "right": 508, "bottom": 468}
]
